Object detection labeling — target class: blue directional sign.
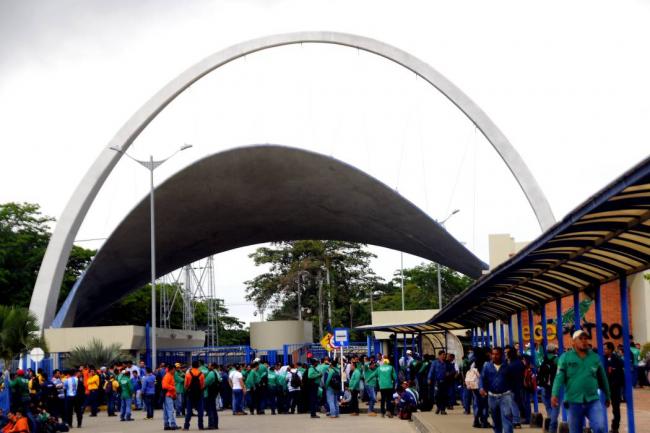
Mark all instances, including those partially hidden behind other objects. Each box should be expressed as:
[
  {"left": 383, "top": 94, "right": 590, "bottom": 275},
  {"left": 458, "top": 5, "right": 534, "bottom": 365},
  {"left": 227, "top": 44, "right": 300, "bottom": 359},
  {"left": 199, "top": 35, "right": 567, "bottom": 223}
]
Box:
[{"left": 331, "top": 328, "right": 350, "bottom": 347}]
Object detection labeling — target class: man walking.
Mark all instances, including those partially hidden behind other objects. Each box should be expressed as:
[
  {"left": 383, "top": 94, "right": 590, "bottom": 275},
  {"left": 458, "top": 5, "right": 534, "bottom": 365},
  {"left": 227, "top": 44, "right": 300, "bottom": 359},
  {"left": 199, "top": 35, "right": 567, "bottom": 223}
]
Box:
[
  {"left": 229, "top": 364, "right": 246, "bottom": 415},
  {"left": 142, "top": 367, "right": 156, "bottom": 420},
  {"left": 538, "top": 344, "right": 559, "bottom": 433},
  {"left": 428, "top": 350, "right": 449, "bottom": 415},
  {"left": 479, "top": 347, "right": 514, "bottom": 433},
  {"left": 306, "top": 359, "right": 322, "bottom": 418},
  {"left": 204, "top": 363, "right": 220, "bottom": 429},
  {"left": 604, "top": 342, "right": 624, "bottom": 433},
  {"left": 551, "top": 330, "right": 610, "bottom": 433}
]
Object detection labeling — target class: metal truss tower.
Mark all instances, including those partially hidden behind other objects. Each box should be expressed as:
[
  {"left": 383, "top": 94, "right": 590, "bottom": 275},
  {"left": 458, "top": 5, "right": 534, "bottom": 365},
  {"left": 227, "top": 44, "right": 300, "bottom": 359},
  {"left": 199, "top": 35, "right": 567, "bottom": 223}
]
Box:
[{"left": 158, "top": 255, "right": 220, "bottom": 345}]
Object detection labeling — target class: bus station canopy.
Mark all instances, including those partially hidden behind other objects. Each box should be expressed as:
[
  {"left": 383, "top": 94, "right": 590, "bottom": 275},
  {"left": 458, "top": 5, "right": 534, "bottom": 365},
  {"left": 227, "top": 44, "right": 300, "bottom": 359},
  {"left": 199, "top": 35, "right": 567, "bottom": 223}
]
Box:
[
  {"left": 433, "top": 155, "right": 650, "bottom": 328},
  {"left": 354, "top": 321, "right": 465, "bottom": 334}
]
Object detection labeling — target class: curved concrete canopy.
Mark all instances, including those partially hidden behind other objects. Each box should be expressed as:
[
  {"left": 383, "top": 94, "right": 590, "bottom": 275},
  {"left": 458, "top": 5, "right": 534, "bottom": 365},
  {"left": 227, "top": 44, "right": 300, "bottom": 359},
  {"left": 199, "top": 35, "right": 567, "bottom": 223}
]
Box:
[
  {"left": 58, "top": 145, "right": 488, "bottom": 327},
  {"left": 31, "top": 31, "right": 555, "bottom": 329}
]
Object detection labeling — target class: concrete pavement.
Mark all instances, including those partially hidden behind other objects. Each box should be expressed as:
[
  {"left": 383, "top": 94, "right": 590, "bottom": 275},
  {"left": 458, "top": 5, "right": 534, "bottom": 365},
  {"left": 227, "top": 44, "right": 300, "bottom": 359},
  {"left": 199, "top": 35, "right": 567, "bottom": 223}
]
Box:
[{"left": 76, "top": 410, "right": 415, "bottom": 433}]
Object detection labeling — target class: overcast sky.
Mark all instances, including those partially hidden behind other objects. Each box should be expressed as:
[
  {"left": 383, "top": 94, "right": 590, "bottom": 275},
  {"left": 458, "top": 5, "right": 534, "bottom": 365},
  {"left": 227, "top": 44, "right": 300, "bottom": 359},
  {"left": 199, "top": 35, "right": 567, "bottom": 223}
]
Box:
[{"left": 1, "top": 0, "right": 649, "bottom": 326}]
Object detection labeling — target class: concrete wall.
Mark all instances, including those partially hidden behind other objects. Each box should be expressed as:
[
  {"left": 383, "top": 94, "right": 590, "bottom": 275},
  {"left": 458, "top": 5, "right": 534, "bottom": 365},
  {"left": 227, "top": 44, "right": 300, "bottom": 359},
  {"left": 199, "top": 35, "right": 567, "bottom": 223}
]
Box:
[
  {"left": 44, "top": 326, "right": 205, "bottom": 353},
  {"left": 488, "top": 234, "right": 529, "bottom": 269},
  {"left": 630, "top": 272, "right": 650, "bottom": 344},
  {"left": 249, "top": 320, "right": 313, "bottom": 350}
]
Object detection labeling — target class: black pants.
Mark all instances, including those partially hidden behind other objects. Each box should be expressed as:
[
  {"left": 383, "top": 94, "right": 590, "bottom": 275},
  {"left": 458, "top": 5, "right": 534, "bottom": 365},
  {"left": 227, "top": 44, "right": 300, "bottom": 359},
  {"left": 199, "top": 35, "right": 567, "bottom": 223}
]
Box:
[
  {"left": 289, "top": 390, "right": 300, "bottom": 413},
  {"left": 435, "top": 382, "right": 448, "bottom": 412},
  {"left": 351, "top": 390, "right": 359, "bottom": 414},
  {"left": 205, "top": 394, "right": 218, "bottom": 428},
  {"left": 380, "top": 389, "right": 394, "bottom": 415},
  {"left": 611, "top": 387, "right": 621, "bottom": 431},
  {"left": 308, "top": 385, "right": 319, "bottom": 416}
]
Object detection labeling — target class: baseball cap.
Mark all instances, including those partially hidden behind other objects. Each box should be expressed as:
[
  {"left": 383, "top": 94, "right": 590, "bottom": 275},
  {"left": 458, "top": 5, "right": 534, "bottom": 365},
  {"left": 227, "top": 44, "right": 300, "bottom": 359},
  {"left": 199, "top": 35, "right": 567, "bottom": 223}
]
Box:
[
  {"left": 16, "top": 369, "right": 24, "bottom": 376},
  {"left": 572, "top": 330, "right": 588, "bottom": 340},
  {"left": 175, "top": 362, "right": 181, "bottom": 368},
  {"left": 406, "top": 350, "right": 412, "bottom": 355}
]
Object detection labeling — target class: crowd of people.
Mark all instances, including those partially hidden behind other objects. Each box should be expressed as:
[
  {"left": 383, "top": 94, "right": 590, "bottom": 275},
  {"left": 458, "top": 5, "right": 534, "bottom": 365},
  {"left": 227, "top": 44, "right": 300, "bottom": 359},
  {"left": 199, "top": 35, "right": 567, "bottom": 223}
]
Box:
[{"left": 0, "top": 336, "right": 646, "bottom": 433}]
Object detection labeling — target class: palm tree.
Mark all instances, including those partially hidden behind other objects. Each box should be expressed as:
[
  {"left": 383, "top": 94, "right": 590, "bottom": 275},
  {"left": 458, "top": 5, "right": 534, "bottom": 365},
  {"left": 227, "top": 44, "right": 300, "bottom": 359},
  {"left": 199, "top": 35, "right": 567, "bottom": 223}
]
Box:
[
  {"left": 0, "top": 305, "right": 43, "bottom": 368},
  {"left": 66, "top": 338, "right": 122, "bottom": 368}
]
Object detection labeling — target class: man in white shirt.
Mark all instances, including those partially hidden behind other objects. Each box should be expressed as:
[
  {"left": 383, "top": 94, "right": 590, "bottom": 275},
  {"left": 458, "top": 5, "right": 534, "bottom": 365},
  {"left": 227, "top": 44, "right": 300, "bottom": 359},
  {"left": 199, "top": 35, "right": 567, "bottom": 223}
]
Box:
[
  {"left": 285, "top": 364, "right": 302, "bottom": 414},
  {"left": 228, "top": 365, "right": 245, "bottom": 415}
]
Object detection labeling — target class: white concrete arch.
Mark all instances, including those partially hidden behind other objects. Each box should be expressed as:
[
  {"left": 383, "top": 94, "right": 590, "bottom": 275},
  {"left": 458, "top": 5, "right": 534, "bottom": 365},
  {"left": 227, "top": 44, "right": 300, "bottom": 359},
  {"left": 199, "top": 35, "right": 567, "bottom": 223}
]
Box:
[{"left": 30, "top": 31, "right": 555, "bottom": 329}]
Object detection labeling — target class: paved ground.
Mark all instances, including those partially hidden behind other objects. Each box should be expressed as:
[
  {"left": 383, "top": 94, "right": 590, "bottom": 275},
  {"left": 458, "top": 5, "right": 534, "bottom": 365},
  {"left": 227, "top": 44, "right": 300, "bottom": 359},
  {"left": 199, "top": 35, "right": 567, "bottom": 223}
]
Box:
[
  {"left": 412, "top": 388, "right": 650, "bottom": 433},
  {"left": 78, "top": 410, "right": 415, "bottom": 433}
]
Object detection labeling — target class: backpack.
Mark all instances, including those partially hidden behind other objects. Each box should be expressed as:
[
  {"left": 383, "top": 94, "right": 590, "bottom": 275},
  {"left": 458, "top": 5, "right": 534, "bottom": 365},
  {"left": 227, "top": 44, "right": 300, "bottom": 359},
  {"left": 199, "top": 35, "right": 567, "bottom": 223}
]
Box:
[
  {"left": 464, "top": 366, "right": 480, "bottom": 390},
  {"left": 188, "top": 371, "right": 202, "bottom": 400},
  {"left": 523, "top": 367, "right": 536, "bottom": 391},
  {"left": 328, "top": 370, "right": 341, "bottom": 390},
  {"left": 537, "top": 357, "right": 557, "bottom": 388},
  {"left": 290, "top": 372, "right": 301, "bottom": 388}
]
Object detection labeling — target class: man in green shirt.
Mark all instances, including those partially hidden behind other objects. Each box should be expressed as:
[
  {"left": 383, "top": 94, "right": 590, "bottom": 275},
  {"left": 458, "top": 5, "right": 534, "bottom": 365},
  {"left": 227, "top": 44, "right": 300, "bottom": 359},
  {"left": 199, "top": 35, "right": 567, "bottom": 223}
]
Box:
[
  {"left": 118, "top": 370, "right": 134, "bottom": 421},
  {"left": 204, "top": 363, "right": 220, "bottom": 429},
  {"left": 174, "top": 364, "right": 185, "bottom": 417},
  {"left": 307, "top": 359, "right": 322, "bottom": 418},
  {"left": 363, "top": 361, "right": 378, "bottom": 416},
  {"left": 348, "top": 362, "right": 361, "bottom": 416},
  {"left": 377, "top": 359, "right": 397, "bottom": 418},
  {"left": 551, "top": 330, "right": 610, "bottom": 433},
  {"left": 630, "top": 342, "right": 641, "bottom": 387}
]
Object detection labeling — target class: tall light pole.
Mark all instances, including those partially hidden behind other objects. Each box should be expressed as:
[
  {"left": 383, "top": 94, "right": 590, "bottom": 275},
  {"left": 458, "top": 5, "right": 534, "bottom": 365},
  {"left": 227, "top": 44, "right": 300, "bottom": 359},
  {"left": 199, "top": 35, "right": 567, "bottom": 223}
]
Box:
[
  {"left": 437, "top": 209, "right": 460, "bottom": 310},
  {"left": 111, "top": 144, "right": 192, "bottom": 369}
]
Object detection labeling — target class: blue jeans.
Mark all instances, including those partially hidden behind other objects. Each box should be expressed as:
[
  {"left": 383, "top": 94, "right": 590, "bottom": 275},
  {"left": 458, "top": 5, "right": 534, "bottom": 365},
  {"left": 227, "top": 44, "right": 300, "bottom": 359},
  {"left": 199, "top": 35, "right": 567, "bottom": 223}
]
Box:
[
  {"left": 542, "top": 388, "right": 559, "bottom": 433},
  {"left": 163, "top": 396, "right": 177, "bottom": 428},
  {"left": 463, "top": 387, "right": 473, "bottom": 413},
  {"left": 232, "top": 389, "right": 244, "bottom": 414},
  {"left": 366, "top": 386, "right": 376, "bottom": 412},
  {"left": 567, "top": 400, "right": 605, "bottom": 433},
  {"left": 326, "top": 387, "right": 339, "bottom": 417},
  {"left": 174, "top": 393, "right": 184, "bottom": 416},
  {"left": 120, "top": 397, "right": 132, "bottom": 420},
  {"left": 488, "top": 393, "right": 514, "bottom": 433}
]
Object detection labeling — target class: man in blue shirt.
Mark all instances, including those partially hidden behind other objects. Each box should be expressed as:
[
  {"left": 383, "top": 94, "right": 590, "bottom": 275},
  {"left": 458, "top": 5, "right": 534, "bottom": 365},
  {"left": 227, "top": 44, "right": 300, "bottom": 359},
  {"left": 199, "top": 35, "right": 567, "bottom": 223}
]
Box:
[
  {"left": 142, "top": 368, "right": 156, "bottom": 420},
  {"left": 480, "top": 347, "right": 514, "bottom": 433},
  {"left": 428, "top": 350, "right": 449, "bottom": 414}
]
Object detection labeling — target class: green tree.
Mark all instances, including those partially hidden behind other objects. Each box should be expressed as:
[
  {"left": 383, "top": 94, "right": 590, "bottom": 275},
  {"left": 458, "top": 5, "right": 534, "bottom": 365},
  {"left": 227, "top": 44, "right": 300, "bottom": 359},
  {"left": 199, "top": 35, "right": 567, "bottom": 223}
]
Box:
[
  {"left": 374, "top": 263, "right": 473, "bottom": 311},
  {"left": 0, "top": 305, "right": 45, "bottom": 366},
  {"left": 0, "top": 202, "right": 96, "bottom": 309},
  {"left": 245, "top": 240, "right": 381, "bottom": 337},
  {"left": 95, "top": 284, "right": 249, "bottom": 345}
]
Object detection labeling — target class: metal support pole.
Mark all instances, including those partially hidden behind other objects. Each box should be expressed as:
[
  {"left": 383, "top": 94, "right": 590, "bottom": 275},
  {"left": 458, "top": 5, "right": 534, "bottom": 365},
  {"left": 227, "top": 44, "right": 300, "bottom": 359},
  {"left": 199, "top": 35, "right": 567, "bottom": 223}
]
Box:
[
  {"left": 486, "top": 323, "right": 491, "bottom": 348},
  {"left": 471, "top": 328, "right": 476, "bottom": 347},
  {"left": 392, "top": 333, "right": 399, "bottom": 371},
  {"left": 528, "top": 309, "right": 539, "bottom": 413},
  {"left": 492, "top": 321, "right": 498, "bottom": 347},
  {"left": 367, "top": 334, "right": 372, "bottom": 357},
  {"left": 541, "top": 305, "right": 548, "bottom": 357},
  {"left": 480, "top": 327, "right": 484, "bottom": 347},
  {"left": 517, "top": 311, "right": 524, "bottom": 355},
  {"left": 508, "top": 316, "right": 514, "bottom": 347},
  {"left": 403, "top": 334, "right": 407, "bottom": 358},
  {"left": 556, "top": 298, "right": 567, "bottom": 423},
  {"left": 619, "top": 275, "right": 636, "bottom": 433},
  {"left": 595, "top": 284, "right": 608, "bottom": 429},
  {"left": 149, "top": 157, "right": 157, "bottom": 370},
  {"left": 411, "top": 333, "right": 415, "bottom": 354},
  {"left": 437, "top": 262, "right": 442, "bottom": 309},
  {"left": 500, "top": 321, "right": 505, "bottom": 348},
  {"left": 573, "top": 291, "right": 581, "bottom": 331},
  {"left": 400, "top": 253, "right": 405, "bottom": 311},
  {"left": 418, "top": 332, "right": 423, "bottom": 355}
]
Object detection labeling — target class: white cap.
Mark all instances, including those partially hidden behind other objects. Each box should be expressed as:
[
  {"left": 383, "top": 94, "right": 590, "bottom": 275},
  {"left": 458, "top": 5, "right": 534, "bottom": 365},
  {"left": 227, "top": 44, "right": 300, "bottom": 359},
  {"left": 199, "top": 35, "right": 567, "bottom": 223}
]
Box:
[
  {"left": 406, "top": 350, "right": 412, "bottom": 355},
  {"left": 253, "top": 358, "right": 261, "bottom": 363},
  {"left": 572, "top": 330, "right": 588, "bottom": 340}
]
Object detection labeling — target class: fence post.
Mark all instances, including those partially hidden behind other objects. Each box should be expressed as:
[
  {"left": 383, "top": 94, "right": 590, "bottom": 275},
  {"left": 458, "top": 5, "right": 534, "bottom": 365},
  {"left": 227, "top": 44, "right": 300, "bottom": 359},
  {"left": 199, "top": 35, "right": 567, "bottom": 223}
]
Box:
[{"left": 283, "top": 345, "right": 289, "bottom": 365}]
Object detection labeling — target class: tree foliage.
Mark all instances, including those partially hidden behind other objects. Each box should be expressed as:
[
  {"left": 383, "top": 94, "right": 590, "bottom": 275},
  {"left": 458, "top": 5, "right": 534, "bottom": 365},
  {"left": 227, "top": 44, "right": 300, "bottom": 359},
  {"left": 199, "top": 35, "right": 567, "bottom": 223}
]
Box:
[
  {"left": 0, "top": 305, "right": 45, "bottom": 366},
  {"left": 245, "top": 242, "right": 474, "bottom": 340},
  {"left": 0, "top": 202, "right": 96, "bottom": 310},
  {"left": 95, "top": 284, "right": 249, "bottom": 345},
  {"left": 245, "top": 240, "right": 381, "bottom": 336},
  {"left": 66, "top": 338, "right": 122, "bottom": 368},
  {"left": 374, "top": 262, "right": 473, "bottom": 311}
]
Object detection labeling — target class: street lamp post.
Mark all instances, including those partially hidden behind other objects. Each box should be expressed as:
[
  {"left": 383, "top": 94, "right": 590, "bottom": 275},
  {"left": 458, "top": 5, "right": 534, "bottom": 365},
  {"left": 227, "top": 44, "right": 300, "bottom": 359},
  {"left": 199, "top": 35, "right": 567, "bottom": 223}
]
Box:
[
  {"left": 437, "top": 209, "right": 460, "bottom": 309},
  {"left": 111, "top": 144, "right": 192, "bottom": 369}
]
